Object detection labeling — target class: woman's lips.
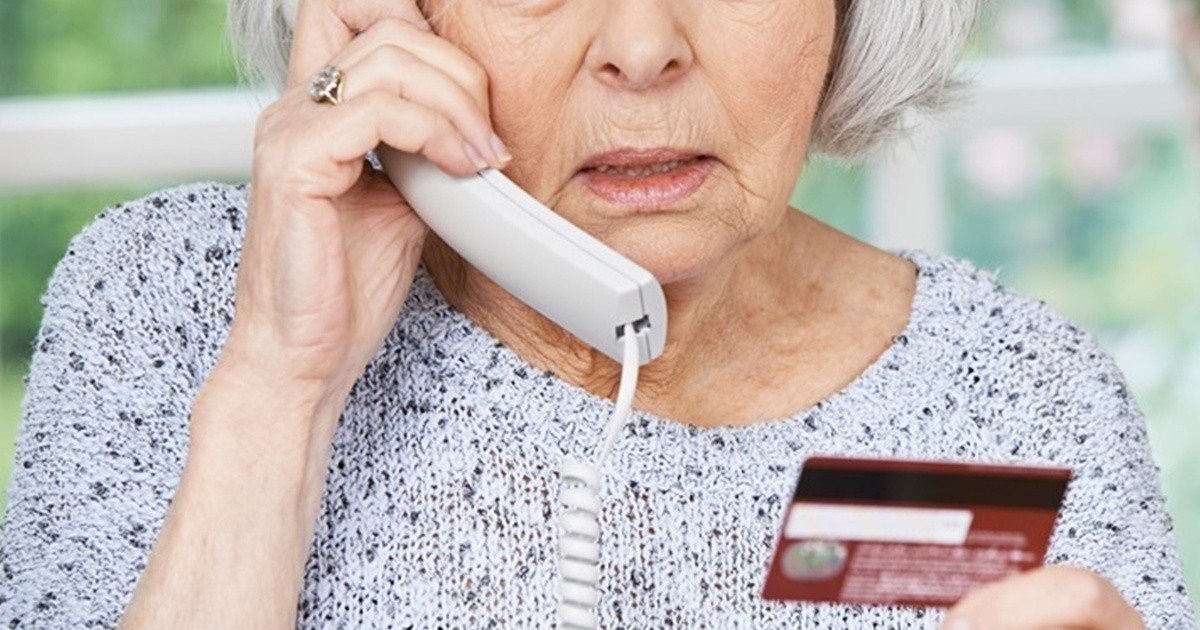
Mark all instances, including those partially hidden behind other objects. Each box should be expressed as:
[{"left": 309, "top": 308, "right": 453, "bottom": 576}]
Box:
[{"left": 574, "top": 156, "right": 716, "bottom": 210}]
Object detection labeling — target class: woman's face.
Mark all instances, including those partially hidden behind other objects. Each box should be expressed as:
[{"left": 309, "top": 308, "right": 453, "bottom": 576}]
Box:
[{"left": 429, "top": 0, "right": 838, "bottom": 284}]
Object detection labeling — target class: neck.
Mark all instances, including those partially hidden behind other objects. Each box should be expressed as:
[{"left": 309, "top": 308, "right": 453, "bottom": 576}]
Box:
[{"left": 421, "top": 208, "right": 832, "bottom": 426}]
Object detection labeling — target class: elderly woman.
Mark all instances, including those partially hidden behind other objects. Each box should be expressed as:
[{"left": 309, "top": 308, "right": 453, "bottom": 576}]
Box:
[{"left": 0, "top": 0, "right": 1193, "bottom": 627}]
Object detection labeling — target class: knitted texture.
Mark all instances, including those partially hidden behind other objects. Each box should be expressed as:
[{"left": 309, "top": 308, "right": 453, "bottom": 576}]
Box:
[{"left": 0, "top": 181, "right": 1194, "bottom": 628}]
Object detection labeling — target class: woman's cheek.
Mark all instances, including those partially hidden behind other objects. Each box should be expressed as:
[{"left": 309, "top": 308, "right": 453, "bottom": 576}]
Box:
[
  {"left": 708, "top": 0, "right": 835, "bottom": 104},
  {"left": 481, "top": 0, "right": 566, "bottom": 18}
]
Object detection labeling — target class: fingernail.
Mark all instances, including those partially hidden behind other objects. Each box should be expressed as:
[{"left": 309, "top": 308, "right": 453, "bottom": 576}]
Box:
[
  {"left": 489, "top": 132, "right": 512, "bottom": 166},
  {"left": 463, "top": 142, "right": 488, "bottom": 171}
]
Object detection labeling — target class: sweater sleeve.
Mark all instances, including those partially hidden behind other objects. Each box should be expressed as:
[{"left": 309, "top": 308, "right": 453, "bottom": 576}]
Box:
[
  {"left": 0, "top": 183, "right": 243, "bottom": 628},
  {"left": 1048, "top": 351, "right": 1196, "bottom": 628},
  {"left": 986, "top": 292, "right": 1198, "bottom": 628}
]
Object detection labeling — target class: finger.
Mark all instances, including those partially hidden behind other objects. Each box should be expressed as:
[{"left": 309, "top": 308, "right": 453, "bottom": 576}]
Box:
[
  {"left": 942, "top": 566, "right": 1145, "bottom": 630},
  {"left": 336, "top": 44, "right": 503, "bottom": 168},
  {"left": 305, "top": 90, "right": 481, "bottom": 181},
  {"left": 327, "top": 17, "right": 492, "bottom": 118},
  {"left": 286, "top": 0, "right": 431, "bottom": 89}
]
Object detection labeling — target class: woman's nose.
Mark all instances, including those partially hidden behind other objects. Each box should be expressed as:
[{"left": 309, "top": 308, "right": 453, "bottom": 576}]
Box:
[{"left": 585, "top": 0, "right": 694, "bottom": 91}]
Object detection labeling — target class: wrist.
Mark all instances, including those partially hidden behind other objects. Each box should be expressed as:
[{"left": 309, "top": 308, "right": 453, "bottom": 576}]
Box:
[
  {"left": 188, "top": 347, "right": 353, "bottom": 515},
  {"left": 209, "top": 331, "right": 355, "bottom": 424}
]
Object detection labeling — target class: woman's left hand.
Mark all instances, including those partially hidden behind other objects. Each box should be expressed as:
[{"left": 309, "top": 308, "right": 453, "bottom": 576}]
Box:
[{"left": 939, "top": 565, "right": 1145, "bottom": 629}]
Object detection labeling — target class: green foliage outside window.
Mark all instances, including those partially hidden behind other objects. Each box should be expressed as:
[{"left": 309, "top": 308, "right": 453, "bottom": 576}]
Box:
[{"left": 0, "top": 0, "right": 236, "bottom": 97}]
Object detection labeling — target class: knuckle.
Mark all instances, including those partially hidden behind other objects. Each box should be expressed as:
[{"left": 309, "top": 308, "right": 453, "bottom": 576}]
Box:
[
  {"left": 467, "top": 65, "right": 489, "bottom": 93},
  {"left": 253, "top": 117, "right": 272, "bottom": 146},
  {"left": 253, "top": 135, "right": 289, "bottom": 170},
  {"left": 257, "top": 102, "right": 281, "bottom": 130},
  {"left": 347, "top": 92, "right": 392, "bottom": 131},
  {"left": 254, "top": 105, "right": 279, "bottom": 132},
  {"left": 253, "top": 117, "right": 281, "bottom": 153},
  {"left": 374, "top": 43, "right": 416, "bottom": 68},
  {"left": 432, "top": 109, "right": 457, "bottom": 137},
  {"left": 372, "top": 16, "right": 414, "bottom": 41},
  {"left": 1059, "top": 568, "right": 1112, "bottom": 614},
  {"left": 253, "top": 110, "right": 315, "bottom": 167},
  {"left": 409, "top": 107, "right": 449, "bottom": 153},
  {"left": 255, "top": 90, "right": 302, "bottom": 137},
  {"left": 353, "top": 89, "right": 391, "bottom": 113}
]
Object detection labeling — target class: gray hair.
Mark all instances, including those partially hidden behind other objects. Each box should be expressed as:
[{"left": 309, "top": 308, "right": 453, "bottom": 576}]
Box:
[{"left": 227, "top": 0, "right": 981, "bottom": 160}]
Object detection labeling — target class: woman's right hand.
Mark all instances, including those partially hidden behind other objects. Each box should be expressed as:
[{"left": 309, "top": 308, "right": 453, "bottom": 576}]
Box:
[
  {"left": 216, "top": 0, "right": 511, "bottom": 440},
  {"left": 121, "top": 3, "right": 509, "bottom": 627}
]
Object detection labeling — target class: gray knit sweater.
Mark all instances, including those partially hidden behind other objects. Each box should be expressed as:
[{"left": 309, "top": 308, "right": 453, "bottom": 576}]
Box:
[{"left": 0, "top": 181, "right": 1194, "bottom": 628}]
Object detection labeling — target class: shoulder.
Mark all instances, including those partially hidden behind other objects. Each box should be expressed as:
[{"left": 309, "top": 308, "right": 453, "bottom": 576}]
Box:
[
  {"left": 901, "top": 249, "right": 1137, "bottom": 456},
  {"left": 60, "top": 180, "right": 248, "bottom": 271},
  {"left": 49, "top": 180, "right": 247, "bottom": 296},
  {"left": 39, "top": 181, "right": 250, "bottom": 376},
  {"left": 905, "top": 248, "right": 1120, "bottom": 384}
]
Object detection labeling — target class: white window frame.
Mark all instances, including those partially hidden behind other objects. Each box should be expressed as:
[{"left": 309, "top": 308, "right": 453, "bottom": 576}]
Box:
[{"left": 0, "top": 49, "right": 1192, "bottom": 252}]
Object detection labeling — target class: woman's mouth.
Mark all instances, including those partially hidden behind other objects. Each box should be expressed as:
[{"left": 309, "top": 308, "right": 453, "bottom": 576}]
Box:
[{"left": 573, "top": 150, "right": 716, "bottom": 211}]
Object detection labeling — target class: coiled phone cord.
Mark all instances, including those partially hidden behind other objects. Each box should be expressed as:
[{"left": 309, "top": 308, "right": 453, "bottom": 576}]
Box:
[{"left": 557, "top": 323, "right": 643, "bottom": 629}]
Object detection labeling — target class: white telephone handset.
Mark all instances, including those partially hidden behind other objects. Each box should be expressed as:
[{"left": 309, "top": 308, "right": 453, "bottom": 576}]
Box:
[
  {"left": 378, "top": 147, "right": 667, "bottom": 365},
  {"left": 281, "top": 5, "right": 663, "bottom": 628}
]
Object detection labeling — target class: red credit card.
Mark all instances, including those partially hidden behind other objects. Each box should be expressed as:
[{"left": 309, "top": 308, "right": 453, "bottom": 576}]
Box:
[{"left": 761, "top": 456, "right": 1072, "bottom": 608}]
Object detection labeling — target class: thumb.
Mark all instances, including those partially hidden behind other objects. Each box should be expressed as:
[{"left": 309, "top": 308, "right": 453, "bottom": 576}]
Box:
[{"left": 941, "top": 566, "right": 1144, "bottom": 630}]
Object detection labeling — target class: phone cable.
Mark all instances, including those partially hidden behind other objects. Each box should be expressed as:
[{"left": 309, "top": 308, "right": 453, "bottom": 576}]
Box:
[{"left": 557, "top": 322, "right": 644, "bottom": 629}]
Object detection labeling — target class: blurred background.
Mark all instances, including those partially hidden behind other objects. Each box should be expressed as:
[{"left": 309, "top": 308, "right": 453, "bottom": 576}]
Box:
[{"left": 1, "top": 0, "right": 1198, "bottom": 610}]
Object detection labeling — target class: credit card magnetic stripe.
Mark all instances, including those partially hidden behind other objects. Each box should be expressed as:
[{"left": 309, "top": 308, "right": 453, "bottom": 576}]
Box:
[{"left": 793, "top": 462, "right": 1071, "bottom": 510}]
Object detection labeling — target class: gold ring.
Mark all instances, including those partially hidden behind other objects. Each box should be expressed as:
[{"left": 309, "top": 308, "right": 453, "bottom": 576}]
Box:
[{"left": 307, "top": 64, "right": 344, "bottom": 105}]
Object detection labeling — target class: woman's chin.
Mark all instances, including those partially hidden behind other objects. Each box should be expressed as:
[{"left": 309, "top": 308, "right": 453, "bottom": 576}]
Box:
[
  {"left": 553, "top": 187, "right": 760, "bottom": 288},
  {"left": 605, "top": 229, "right": 734, "bottom": 288}
]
